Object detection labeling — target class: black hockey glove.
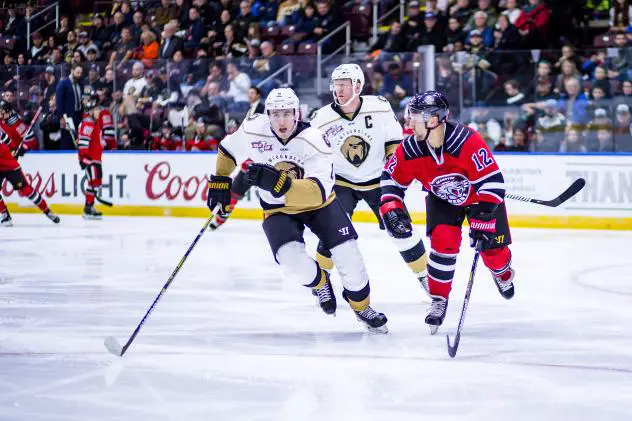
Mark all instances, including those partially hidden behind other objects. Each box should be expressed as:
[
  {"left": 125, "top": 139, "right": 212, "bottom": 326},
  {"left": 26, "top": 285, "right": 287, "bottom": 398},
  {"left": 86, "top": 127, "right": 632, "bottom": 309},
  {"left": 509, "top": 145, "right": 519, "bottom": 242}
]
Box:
[
  {"left": 207, "top": 174, "right": 233, "bottom": 216},
  {"left": 468, "top": 201, "right": 498, "bottom": 249},
  {"left": 244, "top": 163, "right": 292, "bottom": 198},
  {"left": 379, "top": 199, "right": 412, "bottom": 239},
  {"left": 15, "top": 144, "right": 28, "bottom": 158}
]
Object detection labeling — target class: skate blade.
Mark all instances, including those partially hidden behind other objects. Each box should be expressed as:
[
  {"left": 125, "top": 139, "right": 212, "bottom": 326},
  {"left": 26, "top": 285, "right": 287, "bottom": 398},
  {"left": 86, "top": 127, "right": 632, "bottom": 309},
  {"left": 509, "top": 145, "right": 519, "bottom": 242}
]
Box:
[
  {"left": 429, "top": 325, "right": 439, "bottom": 335},
  {"left": 83, "top": 215, "right": 103, "bottom": 220},
  {"left": 1, "top": 221, "right": 13, "bottom": 227},
  {"left": 365, "top": 324, "right": 388, "bottom": 334}
]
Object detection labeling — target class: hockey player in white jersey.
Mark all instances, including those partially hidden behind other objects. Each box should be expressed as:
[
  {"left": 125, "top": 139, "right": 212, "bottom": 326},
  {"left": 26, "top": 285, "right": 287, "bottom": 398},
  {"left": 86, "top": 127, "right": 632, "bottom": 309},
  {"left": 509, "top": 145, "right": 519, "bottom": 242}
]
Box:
[
  {"left": 206, "top": 88, "right": 388, "bottom": 332},
  {"left": 309, "top": 64, "right": 429, "bottom": 293}
]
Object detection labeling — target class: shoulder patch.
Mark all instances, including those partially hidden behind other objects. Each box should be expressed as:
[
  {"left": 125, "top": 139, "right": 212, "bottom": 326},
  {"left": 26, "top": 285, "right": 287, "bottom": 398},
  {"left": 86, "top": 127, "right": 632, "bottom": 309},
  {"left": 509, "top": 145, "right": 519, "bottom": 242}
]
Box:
[
  {"left": 247, "top": 113, "right": 261, "bottom": 121},
  {"left": 377, "top": 96, "right": 388, "bottom": 102}
]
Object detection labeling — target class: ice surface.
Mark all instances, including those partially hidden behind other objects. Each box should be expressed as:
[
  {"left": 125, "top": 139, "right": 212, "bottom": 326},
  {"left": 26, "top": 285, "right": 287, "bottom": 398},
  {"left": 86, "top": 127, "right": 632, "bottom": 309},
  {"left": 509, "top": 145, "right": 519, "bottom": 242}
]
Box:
[{"left": 1, "top": 215, "right": 632, "bottom": 421}]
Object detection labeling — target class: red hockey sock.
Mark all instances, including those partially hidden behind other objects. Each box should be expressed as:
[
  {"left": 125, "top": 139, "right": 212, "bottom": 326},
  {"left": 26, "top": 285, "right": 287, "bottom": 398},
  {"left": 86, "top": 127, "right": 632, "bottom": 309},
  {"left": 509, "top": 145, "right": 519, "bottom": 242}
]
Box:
[
  {"left": 480, "top": 246, "right": 512, "bottom": 276},
  {"left": 0, "top": 199, "right": 7, "bottom": 213},
  {"left": 19, "top": 185, "right": 49, "bottom": 212},
  {"left": 428, "top": 225, "right": 462, "bottom": 300},
  {"left": 86, "top": 190, "right": 95, "bottom": 206}
]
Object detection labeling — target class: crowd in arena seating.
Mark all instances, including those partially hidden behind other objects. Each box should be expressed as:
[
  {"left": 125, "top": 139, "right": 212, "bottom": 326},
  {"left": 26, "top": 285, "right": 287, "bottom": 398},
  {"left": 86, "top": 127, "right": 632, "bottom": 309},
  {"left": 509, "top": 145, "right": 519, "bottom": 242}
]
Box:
[{"left": 0, "top": 0, "right": 630, "bottom": 152}]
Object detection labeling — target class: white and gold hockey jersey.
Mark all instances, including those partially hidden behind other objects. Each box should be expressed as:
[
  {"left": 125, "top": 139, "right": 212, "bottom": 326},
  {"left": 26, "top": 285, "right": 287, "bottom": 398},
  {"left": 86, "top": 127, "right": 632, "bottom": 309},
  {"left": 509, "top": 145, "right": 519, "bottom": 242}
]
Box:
[
  {"left": 216, "top": 113, "right": 335, "bottom": 215},
  {"left": 309, "top": 95, "right": 403, "bottom": 190}
]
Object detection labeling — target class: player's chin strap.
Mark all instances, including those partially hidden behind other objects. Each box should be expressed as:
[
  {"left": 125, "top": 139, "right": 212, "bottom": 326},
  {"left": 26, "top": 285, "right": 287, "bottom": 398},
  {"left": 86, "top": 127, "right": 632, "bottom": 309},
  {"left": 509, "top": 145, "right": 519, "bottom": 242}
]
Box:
[
  {"left": 423, "top": 118, "right": 445, "bottom": 165},
  {"left": 332, "top": 83, "right": 361, "bottom": 108}
]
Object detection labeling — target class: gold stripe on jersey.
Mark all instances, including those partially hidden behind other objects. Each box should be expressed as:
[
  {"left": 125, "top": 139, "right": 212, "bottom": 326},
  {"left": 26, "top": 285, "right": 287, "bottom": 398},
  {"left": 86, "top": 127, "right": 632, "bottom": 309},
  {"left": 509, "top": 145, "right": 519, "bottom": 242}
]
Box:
[
  {"left": 216, "top": 149, "right": 237, "bottom": 177},
  {"left": 263, "top": 192, "right": 337, "bottom": 217},
  {"left": 284, "top": 179, "right": 325, "bottom": 207},
  {"left": 335, "top": 175, "right": 381, "bottom": 191}
]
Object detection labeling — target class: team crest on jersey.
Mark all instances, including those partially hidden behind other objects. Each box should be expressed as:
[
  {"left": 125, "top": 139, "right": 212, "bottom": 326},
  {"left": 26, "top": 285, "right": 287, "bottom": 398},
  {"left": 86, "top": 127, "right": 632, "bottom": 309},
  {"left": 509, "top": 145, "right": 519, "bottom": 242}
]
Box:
[
  {"left": 341, "top": 135, "right": 371, "bottom": 167},
  {"left": 17, "top": 124, "right": 26, "bottom": 135},
  {"left": 323, "top": 124, "right": 344, "bottom": 143},
  {"left": 430, "top": 173, "right": 471, "bottom": 205},
  {"left": 251, "top": 140, "right": 273, "bottom": 152},
  {"left": 274, "top": 161, "right": 304, "bottom": 179}
]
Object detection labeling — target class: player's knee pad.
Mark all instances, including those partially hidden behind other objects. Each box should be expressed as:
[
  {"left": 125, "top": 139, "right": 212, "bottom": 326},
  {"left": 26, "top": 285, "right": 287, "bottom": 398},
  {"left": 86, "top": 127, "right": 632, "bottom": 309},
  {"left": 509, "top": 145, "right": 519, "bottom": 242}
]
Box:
[
  {"left": 430, "top": 224, "right": 462, "bottom": 255},
  {"left": 389, "top": 228, "right": 428, "bottom": 275},
  {"left": 276, "top": 241, "right": 320, "bottom": 287},
  {"left": 330, "top": 239, "right": 369, "bottom": 293},
  {"left": 17, "top": 184, "right": 34, "bottom": 198},
  {"left": 481, "top": 246, "right": 512, "bottom": 275}
]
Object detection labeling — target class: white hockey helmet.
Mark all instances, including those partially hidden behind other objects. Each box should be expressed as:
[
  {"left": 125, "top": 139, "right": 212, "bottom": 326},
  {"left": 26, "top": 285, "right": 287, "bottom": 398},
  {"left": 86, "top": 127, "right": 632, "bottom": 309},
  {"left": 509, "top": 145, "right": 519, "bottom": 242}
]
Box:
[
  {"left": 330, "top": 63, "right": 365, "bottom": 107},
  {"left": 265, "top": 88, "right": 300, "bottom": 134}
]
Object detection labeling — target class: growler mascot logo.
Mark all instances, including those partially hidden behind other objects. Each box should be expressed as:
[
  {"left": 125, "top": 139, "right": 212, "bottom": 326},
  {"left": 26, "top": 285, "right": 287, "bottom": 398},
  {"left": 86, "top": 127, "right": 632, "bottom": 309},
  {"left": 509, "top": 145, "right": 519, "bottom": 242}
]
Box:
[
  {"left": 274, "top": 161, "right": 304, "bottom": 180},
  {"left": 430, "top": 174, "right": 471, "bottom": 205},
  {"left": 340, "top": 135, "right": 371, "bottom": 167}
]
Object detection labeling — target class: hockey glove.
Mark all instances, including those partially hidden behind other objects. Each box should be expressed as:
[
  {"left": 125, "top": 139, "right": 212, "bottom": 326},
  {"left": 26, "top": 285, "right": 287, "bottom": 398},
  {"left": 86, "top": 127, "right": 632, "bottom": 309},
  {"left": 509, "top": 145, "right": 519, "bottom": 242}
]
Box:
[
  {"left": 15, "top": 144, "right": 28, "bottom": 158},
  {"left": 379, "top": 199, "right": 412, "bottom": 239},
  {"left": 245, "top": 163, "right": 292, "bottom": 198},
  {"left": 207, "top": 174, "right": 233, "bottom": 216},
  {"left": 468, "top": 201, "right": 498, "bottom": 249}
]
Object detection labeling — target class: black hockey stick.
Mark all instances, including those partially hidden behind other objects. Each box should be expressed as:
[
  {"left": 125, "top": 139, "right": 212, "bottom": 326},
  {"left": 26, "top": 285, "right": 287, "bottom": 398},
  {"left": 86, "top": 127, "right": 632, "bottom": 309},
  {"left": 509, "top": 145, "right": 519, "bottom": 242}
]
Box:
[
  {"left": 95, "top": 195, "right": 114, "bottom": 207},
  {"left": 446, "top": 242, "right": 481, "bottom": 358},
  {"left": 506, "top": 178, "right": 585, "bottom": 207},
  {"left": 104, "top": 205, "right": 220, "bottom": 357}
]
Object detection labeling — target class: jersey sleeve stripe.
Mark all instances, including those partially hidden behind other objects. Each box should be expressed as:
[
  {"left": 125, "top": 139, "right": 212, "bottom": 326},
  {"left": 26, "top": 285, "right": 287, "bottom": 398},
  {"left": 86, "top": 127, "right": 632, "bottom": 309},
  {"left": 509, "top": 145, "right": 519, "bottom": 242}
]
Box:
[
  {"left": 447, "top": 126, "right": 468, "bottom": 153},
  {"left": 381, "top": 192, "right": 404, "bottom": 203},
  {"left": 478, "top": 191, "right": 503, "bottom": 202},
  {"left": 470, "top": 168, "right": 502, "bottom": 184},
  {"left": 402, "top": 138, "right": 416, "bottom": 159},
  {"left": 218, "top": 143, "right": 237, "bottom": 164}
]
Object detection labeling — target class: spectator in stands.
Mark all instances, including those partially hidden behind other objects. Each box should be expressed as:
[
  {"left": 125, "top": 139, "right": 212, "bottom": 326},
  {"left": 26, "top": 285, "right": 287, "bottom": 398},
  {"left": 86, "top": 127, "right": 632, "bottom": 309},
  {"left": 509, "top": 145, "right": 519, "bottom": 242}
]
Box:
[
  {"left": 86, "top": 65, "right": 103, "bottom": 92},
  {"left": 554, "top": 59, "right": 582, "bottom": 95},
  {"left": 54, "top": 15, "right": 71, "bottom": 45},
  {"left": 156, "top": 0, "right": 177, "bottom": 27},
  {"left": 559, "top": 78, "right": 589, "bottom": 124},
  {"left": 560, "top": 126, "right": 586, "bottom": 153},
  {"left": 42, "top": 66, "right": 58, "bottom": 104},
  {"left": 310, "top": 0, "right": 343, "bottom": 54},
  {"left": 404, "top": 1, "right": 424, "bottom": 40},
  {"left": 535, "top": 99, "right": 566, "bottom": 151},
  {"left": 369, "top": 21, "right": 408, "bottom": 54},
  {"left": 615, "top": 79, "right": 632, "bottom": 104},
  {"left": 216, "top": 24, "right": 248, "bottom": 59},
  {"left": 494, "top": 14, "right": 521, "bottom": 50},
  {"left": 131, "top": 10, "right": 146, "bottom": 42},
  {"left": 414, "top": 12, "right": 446, "bottom": 52},
  {"left": 554, "top": 45, "right": 583, "bottom": 74},
  {"left": 614, "top": 103, "right": 632, "bottom": 151},
  {"left": 292, "top": 2, "right": 317, "bottom": 43},
  {"left": 466, "top": 12, "right": 494, "bottom": 48},
  {"left": 77, "top": 32, "right": 99, "bottom": 60},
  {"left": 235, "top": 1, "right": 256, "bottom": 41},
  {"left": 2, "top": 91, "right": 17, "bottom": 108},
  {"left": 607, "top": 32, "right": 632, "bottom": 80},
  {"left": 444, "top": 16, "right": 466, "bottom": 52},
  {"left": 436, "top": 57, "right": 460, "bottom": 115},
  {"left": 582, "top": 49, "right": 608, "bottom": 79},
  {"left": 610, "top": 0, "right": 632, "bottom": 29},
  {"left": 208, "top": 9, "right": 232, "bottom": 47},
  {"left": 28, "top": 32, "right": 48, "bottom": 65},
  {"left": 277, "top": 0, "right": 301, "bottom": 25},
  {"left": 502, "top": 0, "right": 523, "bottom": 25},
  {"left": 56, "top": 63, "right": 84, "bottom": 150},
  {"left": 110, "top": 27, "right": 137, "bottom": 70},
  {"left": 123, "top": 61, "right": 148, "bottom": 97},
  {"left": 507, "top": 126, "right": 529, "bottom": 152},
  {"left": 63, "top": 31, "right": 79, "bottom": 64},
  {"left": 450, "top": 0, "right": 474, "bottom": 26},
  {"left": 3, "top": 8, "right": 23, "bottom": 37},
  {"left": 135, "top": 31, "right": 160, "bottom": 66},
  {"left": 224, "top": 61, "right": 251, "bottom": 104},
  {"left": 466, "top": 0, "right": 498, "bottom": 30},
  {"left": 40, "top": 94, "right": 63, "bottom": 150},
  {"left": 246, "top": 86, "right": 265, "bottom": 118},
  {"left": 159, "top": 22, "right": 184, "bottom": 59},
  {"left": 514, "top": 0, "right": 551, "bottom": 34},
  {"left": 252, "top": 41, "right": 282, "bottom": 82},
  {"left": 185, "top": 7, "right": 205, "bottom": 50},
  {"left": 380, "top": 62, "right": 412, "bottom": 110},
  {"left": 90, "top": 15, "right": 112, "bottom": 51},
  {"left": 186, "top": 118, "right": 217, "bottom": 151}
]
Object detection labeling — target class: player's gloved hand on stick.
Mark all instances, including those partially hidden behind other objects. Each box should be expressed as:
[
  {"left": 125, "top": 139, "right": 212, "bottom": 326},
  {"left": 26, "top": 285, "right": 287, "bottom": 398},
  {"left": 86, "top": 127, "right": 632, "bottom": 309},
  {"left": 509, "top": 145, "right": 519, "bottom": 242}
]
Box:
[
  {"left": 244, "top": 163, "right": 292, "bottom": 198},
  {"left": 16, "top": 144, "right": 28, "bottom": 157},
  {"left": 379, "top": 199, "right": 412, "bottom": 239},
  {"left": 468, "top": 201, "right": 498, "bottom": 249},
  {"left": 79, "top": 157, "right": 91, "bottom": 170},
  {"left": 207, "top": 174, "right": 233, "bottom": 216}
]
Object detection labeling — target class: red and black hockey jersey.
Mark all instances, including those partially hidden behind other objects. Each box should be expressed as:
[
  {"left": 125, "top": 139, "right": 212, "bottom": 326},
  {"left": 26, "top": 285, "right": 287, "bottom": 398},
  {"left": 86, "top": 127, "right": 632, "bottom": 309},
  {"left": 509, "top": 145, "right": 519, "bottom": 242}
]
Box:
[
  {"left": 381, "top": 122, "right": 505, "bottom": 207},
  {"left": 97, "top": 109, "right": 117, "bottom": 150},
  {"left": 77, "top": 116, "right": 103, "bottom": 163},
  {"left": 0, "top": 113, "right": 36, "bottom": 151}
]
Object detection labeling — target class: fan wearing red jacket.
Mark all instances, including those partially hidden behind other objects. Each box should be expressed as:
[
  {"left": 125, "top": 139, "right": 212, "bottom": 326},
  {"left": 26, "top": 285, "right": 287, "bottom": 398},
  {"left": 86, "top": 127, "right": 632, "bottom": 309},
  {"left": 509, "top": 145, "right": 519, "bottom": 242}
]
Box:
[
  {"left": 379, "top": 91, "right": 515, "bottom": 330},
  {"left": 0, "top": 100, "right": 60, "bottom": 226},
  {"left": 185, "top": 119, "right": 218, "bottom": 151},
  {"left": 77, "top": 89, "right": 104, "bottom": 220}
]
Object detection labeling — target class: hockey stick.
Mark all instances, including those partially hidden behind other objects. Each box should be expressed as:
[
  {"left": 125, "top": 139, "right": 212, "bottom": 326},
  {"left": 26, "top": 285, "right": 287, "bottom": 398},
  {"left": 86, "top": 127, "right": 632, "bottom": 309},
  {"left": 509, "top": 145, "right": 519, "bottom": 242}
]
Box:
[
  {"left": 63, "top": 113, "right": 78, "bottom": 148},
  {"left": 11, "top": 106, "right": 43, "bottom": 157},
  {"left": 105, "top": 205, "right": 220, "bottom": 357},
  {"left": 506, "top": 178, "right": 585, "bottom": 207},
  {"left": 95, "top": 195, "right": 114, "bottom": 207},
  {"left": 446, "top": 242, "right": 481, "bottom": 359}
]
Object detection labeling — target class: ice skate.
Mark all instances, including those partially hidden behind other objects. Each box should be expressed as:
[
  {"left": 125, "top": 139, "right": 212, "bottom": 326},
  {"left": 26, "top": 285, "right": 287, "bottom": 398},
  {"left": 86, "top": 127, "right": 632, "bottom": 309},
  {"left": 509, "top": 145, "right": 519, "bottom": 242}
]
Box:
[
  {"left": 353, "top": 305, "right": 388, "bottom": 333},
  {"left": 312, "top": 272, "right": 336, "bottom": 315},
  {"left": 418, "top": 271, "right": 430, "bottom": 297},
  {"left": 1, "top": 211, "right": 13, "bottom": 227},
  {"left": 426, "top": 297, "right": 448, "bottom": 335},
  {"left": 45, "top": 210, "right": 60, "bottom": 224},
  {"left": 83, "top": 204, "right": 103, "bottom": 220},
  {"left": 492, "top": 268, "right": 515, "bottom": 300}
]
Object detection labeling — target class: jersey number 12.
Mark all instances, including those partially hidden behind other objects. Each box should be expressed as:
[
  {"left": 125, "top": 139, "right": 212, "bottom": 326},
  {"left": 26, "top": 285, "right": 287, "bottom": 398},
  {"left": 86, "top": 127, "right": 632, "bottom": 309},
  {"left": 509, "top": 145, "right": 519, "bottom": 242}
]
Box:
[{"left": 471, "top": 148, "right": 493, "bottom": 171}]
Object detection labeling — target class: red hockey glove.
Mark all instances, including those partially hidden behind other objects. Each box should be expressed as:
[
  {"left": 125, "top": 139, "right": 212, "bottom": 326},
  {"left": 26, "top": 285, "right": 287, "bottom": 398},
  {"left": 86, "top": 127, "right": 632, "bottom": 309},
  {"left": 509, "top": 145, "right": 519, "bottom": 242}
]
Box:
[{"left": 379, "top": 199, "right": 412, "bottom": 239}]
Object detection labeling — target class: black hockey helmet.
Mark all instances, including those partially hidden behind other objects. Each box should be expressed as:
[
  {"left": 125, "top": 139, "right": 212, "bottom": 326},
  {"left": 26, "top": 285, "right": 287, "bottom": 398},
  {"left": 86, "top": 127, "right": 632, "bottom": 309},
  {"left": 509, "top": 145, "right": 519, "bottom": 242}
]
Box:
[
  {"left": 82, "top": 87, "right": 98, "bottom": 110},
  {"left": 0, "top": 100, "right": 13, "bottom": 113},
  {"left": 406, "top": 90, "right": 450, "bottom": 124}
]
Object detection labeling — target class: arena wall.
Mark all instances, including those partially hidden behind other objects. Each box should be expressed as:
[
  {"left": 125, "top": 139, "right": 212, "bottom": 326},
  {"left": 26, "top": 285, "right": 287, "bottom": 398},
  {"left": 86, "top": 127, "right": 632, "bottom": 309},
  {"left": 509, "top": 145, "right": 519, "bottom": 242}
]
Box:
[{"left": 4, "top": 152, "right": 632, "bottom": 230}]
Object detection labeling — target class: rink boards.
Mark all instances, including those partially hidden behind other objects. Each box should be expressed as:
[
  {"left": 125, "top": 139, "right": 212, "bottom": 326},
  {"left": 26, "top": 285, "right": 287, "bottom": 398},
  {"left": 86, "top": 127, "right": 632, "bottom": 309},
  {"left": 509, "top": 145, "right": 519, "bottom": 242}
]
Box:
[{"left": 3, "top": 151, "right": 632, "bottom": 230}]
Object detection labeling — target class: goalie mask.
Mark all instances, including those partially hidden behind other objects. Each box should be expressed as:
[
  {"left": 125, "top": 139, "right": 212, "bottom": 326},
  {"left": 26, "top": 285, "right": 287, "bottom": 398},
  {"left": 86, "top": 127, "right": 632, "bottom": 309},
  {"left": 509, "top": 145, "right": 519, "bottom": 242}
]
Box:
[
  {"left": 265, "top": 87, "right": 300, "bottom": 138},
  {"left": 330, "top": 63, "right": 365, "bottom": 107}
]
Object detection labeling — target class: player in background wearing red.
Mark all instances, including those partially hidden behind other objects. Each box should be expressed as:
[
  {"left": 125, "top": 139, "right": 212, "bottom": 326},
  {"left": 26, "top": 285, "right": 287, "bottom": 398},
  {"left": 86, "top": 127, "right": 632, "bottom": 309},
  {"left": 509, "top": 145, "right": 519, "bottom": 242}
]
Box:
[
  {"left": 379, "top": 91, "right": 515, "bottom": 330},
  {"left": 77, "top": 89, "right": 105, "bottom": 220},
  {"left": 0, "top": 100, "right": 60, "bottom": 226}
]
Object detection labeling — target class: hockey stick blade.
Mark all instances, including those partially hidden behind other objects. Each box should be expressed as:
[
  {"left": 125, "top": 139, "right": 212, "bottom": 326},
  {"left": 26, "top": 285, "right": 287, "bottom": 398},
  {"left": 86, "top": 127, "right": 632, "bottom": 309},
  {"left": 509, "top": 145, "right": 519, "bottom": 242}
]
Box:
[
  {"left": 104, "top": 336, "right": 124, "bottom": 357},
  {"left": 506, "top": 178, "right": 586, "bottom": 207},
  {"left": 446, "top": 333, "right": 459, "bottom": 358}
]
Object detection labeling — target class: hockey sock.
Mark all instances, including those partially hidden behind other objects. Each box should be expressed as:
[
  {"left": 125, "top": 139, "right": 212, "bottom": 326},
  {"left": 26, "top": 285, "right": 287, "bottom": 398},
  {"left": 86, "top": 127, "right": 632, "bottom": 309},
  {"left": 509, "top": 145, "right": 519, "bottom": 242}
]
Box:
[
  {"left": 480, "top": 246, "right": 512, "bottom": 276},
  {"left": 19, "top": 185, "right": 49, "bottom": 212},
  {"left": 86, "top": 188, "right": 96, "bottom": 206},
  {"left": 427, "top": 225, "right": 461, "bottom": 299},
  {"left": 0, "top": 198, "right": 7, "bottom": 214},
  {"left": 389, "top": 229, "right": 428, "bottom": 277}
]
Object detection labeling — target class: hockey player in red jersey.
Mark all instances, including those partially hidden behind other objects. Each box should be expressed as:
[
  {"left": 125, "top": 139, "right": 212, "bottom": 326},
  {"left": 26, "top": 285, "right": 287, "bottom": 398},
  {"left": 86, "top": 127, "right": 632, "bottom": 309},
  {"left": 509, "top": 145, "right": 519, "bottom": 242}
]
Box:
[
  {"left": 77, "top": 89, "right": 104, "bottom": 220},
  {"left": 379, "top": 91, "right": 515, "bottom": 330},
  {"left": 96, "top": 106, "right": 117, "bottom": 150},
  {"left": 0, "top": 100, "right": 60, "bottom": 226}
]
